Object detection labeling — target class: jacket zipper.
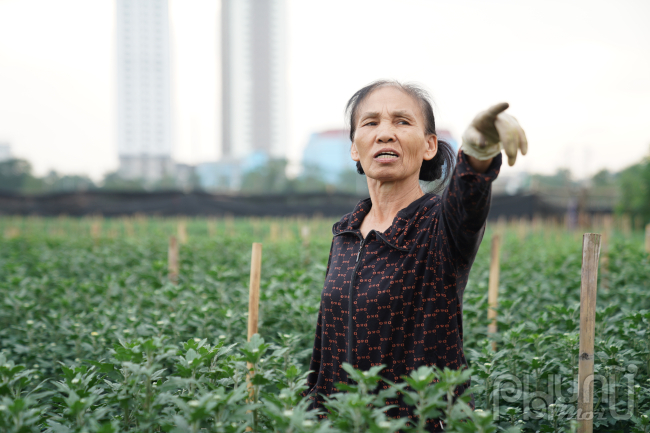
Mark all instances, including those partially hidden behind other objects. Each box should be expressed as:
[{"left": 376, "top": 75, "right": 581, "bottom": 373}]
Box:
[
  {"left": 347, "top": 236, "right": 366, "bottom": 376},
  {"left": 333, "top": 229, "right": 407, "bottom": 383}
]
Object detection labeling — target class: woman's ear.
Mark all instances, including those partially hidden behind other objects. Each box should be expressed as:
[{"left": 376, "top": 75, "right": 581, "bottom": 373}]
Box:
[
  {"left": 350, "top": 142, "right": 360, "bottom": 162},
  {"left": 423, "top": 134, "right": 438, "bottom": 161}
]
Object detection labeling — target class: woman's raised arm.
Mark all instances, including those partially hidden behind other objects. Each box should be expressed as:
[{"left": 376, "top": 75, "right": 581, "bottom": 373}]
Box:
[{"left": 439, "top": 103, "right": 528, "bottom": 263}]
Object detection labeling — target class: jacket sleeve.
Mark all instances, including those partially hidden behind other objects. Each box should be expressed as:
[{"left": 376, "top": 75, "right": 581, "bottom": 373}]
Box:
[{"left": 440, "top": 150, "right": 502, "bottom": 265}]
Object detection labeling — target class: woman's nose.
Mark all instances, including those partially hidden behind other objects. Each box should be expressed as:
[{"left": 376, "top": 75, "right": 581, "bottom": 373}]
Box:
[{"left": 376, "top": 125, "right": 396, "bottom": 143}]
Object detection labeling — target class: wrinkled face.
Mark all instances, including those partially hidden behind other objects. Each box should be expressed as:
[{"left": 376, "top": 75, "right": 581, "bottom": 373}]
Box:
[{"left": 351, "top": 86, "right": 437, "bottom": 183}]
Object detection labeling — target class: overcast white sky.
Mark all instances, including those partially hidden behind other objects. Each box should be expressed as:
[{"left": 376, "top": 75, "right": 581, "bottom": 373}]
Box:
[{"left": 0, "top": 0, "right": 649, "bottom": 181}]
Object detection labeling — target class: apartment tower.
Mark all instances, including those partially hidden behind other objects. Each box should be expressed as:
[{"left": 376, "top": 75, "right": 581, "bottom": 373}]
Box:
[
  {"left": 221, "top": 0, "right": 287, "bottom": 160},
  {"left": 115, "top": 0, "right": 173, "bottom": 182}
]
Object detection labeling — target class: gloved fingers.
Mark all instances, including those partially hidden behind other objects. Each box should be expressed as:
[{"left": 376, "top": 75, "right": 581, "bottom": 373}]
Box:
[
  {"left": 495, "top": 113, "right": 520, "bottom": 166},
  {"left": 503, "top": 133, "right": 518, "bottom": 166},
  {"left": 507, "top": 151, "right": 517, "bottom": 166},
  {"left": 471, "top": 103, "right": 509, "bottom": 144},
  {"left": 485, "top": 102, "right": 510, "bottom": 119},
  {"left": 518, "top": 125, "right": 528, "bottom": 156}
]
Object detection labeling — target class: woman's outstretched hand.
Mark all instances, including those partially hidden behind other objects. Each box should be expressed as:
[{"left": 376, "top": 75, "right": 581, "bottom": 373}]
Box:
[{"left": 461, "top": 102, "right": 528, "bottom": 167}]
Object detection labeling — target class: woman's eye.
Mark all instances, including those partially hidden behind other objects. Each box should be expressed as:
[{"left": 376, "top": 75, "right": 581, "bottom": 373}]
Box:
[
  {"left": 398, "top": 120, "right": 410, "bottom": 125},
  {"left": 363, "top": 121, "right": 377, "bottom": 127}
]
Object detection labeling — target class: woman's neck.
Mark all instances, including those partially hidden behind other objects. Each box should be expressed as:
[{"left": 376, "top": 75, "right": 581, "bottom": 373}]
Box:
[{"left": 360, "top": 175, "right": 424, "bottom": 237}]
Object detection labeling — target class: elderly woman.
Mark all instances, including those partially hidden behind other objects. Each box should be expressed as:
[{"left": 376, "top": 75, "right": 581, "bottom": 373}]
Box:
[{"left": 303, "top": 80, "right": 527, "bottom": 429}]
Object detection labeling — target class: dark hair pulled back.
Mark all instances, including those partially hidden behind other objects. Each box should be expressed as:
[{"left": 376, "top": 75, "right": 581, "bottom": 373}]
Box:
[{"left": 345, "top": 80, "right": 455, "bottom": 192}]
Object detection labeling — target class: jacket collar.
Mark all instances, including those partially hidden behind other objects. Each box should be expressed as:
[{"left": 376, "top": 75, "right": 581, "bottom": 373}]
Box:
[{"left": 332, "top": 193, "right": 438, "bottom": 249}]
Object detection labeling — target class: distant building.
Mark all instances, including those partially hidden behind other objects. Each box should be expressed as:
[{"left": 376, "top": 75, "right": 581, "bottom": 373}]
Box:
[
  {"left": 301, "top": 130, "right": 354, "bottom": 184},
  {"left": 221, "top": 0, "right": 287, "bottom": 160},
  {"left": 196, "top": 160, "right": 240, "bottom": 191},
  {"left": 196, "top": 151, "right": 269, "bottom": 191},
  {"left": 0, "top": 143, "right": 11, "bottom": 162},
  {"left": 116, "top": 0, "right": 173, "bottom": 183}
]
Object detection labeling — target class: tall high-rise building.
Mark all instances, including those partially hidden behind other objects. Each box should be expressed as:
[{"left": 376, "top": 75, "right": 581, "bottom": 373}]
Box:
[
  {"left": 116, "top": 0, "right": 173, "bottom": 182},
  {"left": 221, "top": 0, "right": 287, "bottom": 160}
]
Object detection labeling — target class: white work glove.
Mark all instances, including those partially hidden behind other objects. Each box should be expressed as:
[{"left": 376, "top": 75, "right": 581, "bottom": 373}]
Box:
[{"left": 461, "top": 102, "right": 528, "bottom": 166}]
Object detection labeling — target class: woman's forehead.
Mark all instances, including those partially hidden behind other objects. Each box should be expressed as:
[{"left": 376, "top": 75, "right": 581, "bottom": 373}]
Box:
[{"left": 357, "top": 86, "right": 421, "bottom": 118}]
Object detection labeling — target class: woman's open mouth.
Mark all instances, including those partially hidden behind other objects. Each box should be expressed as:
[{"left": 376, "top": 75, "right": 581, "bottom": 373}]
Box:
[{"left": 374, "top": 149, "right": 400, "bottom": 162}]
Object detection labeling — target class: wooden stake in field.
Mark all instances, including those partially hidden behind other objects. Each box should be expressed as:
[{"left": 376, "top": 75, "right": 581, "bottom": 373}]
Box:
[
  {"left": 251, "top": 217, "right": 261, "bottom": 237},
  {"left": 225, "top": 214, "right": 235, "bottom": 236},
  {"left": 207, "top": 218, "right": 217, "bottom": 237},
  {"left": 168, "top": 235, "right": 179, "bottom": 285},
  {"left": 599, "top": 229, "right": 609, "bottom": 291},
  {"left": 301, "top": 225, "right": 310, "bottom": 247},
  {"left": 645, "top": 223, "right": 650, "bottom": 254},
  {"left": 124, "top": 218, "right": 135, "bottom": 238},
  {"left": 177, "top": 220, "right": 188, "bottom": 244},
  {"left": 577, "top": 233, "right": 601, "bottom": 433},
  {"left": 487, "top": 233, "right": 501, "bottom": 351},
  {"left": 91, "top": 219, "right": 102, "bottom": 240},
  {"left": 4, "top": 226, "right": 20, "bottom": 239},
  {"left": 247, "top": 243, "right": 263, "bottom": 341},
  {"left": 516, "top": 216, "right": 528, "bottom": 242},
  {"left": 269, "top": 223, "right": 279, "bottom": 242},
  {"left": 247, "top": 243, "right": 263, "bottom": 397}
]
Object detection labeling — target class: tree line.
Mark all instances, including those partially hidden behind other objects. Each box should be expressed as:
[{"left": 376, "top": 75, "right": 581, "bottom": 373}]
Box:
[
  {"left": 0, "top": 158, "right": 366, "bottom": 195},
  {"left": 1, "top": 153, "right": 648, "bottom": 224}
]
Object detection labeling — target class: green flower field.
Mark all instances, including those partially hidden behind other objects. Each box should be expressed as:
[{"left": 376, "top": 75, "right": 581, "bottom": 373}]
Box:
[{"left": 0, "top": 217, "right": 649, "bottom": 433}]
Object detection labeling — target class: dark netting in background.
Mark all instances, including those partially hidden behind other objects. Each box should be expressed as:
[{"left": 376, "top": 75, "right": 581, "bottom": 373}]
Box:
[{"left": 0, "top": 190, "right": 574, "bottom": 220}]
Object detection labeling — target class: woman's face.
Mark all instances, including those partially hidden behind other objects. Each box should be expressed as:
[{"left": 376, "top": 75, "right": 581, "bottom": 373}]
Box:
[{"left": 351, "top": 86, "right": 438, "bottom": 183}]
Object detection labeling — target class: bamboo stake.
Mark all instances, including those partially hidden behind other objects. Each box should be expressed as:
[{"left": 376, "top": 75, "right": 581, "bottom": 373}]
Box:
[
  {"left": 487, "top": 234, "right": 501, "bottom": 351},
  {"left": 177, "top": 220, "right": 188, "bottom": 244},
  {"left": 91, "top": 219, "right": 102, "bottom": 239},
  {"left": 269, "top": 223, "right": 279, "bottom": 242},
  {"left": 600, "top": 229, "right": 609, "bottom": 291},
  {"left": 247, "top": 243, "right": 263, "bottom": 399},
  {"left": 225, "top": 214, "right": 235, "bottom": 235},
  {"left": 124, "top": 218, "right": 135, "bottom": 238},
  {"left": 645, "top": 223, "right": 650, "bottom": 254},
  {"left": 634, "top": 215, "right": 643, "bottom": 232},
  {"left": 516, "top": 216, "right": 528, "bottom": 241},
  {"left": 281, "top": 223, "right": 294, "bottom": 242},
  {"left": 251, "top": 217, "right": 260, "bottom": 237},
  {"left": 532, "top": 214, "right": 542, "bottom": 234},
  {"left": 168, "top": 235, "right": 179, "bottom": 285},
  {"left": 301, "top": 225, "right": 310, "bottom": 247},
  {"left": 496, "top": 215, "right": 506, "bottom": 235},
  {"left": 207, "top": 218, "right": 216, "bottom": 237},
  {"left": 4, "top": 226, "right": 19, "bottom": 239},
  {"left": 577, "top": 233, "right": 601, "bottom": 433},
  {"left": 247, "top": 243, "right": 263, "bottom": 341}
]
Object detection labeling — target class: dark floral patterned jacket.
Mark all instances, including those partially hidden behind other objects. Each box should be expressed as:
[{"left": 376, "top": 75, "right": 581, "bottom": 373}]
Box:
[{"left": 303, "top": 151, "right": 502, "bottom": 430}]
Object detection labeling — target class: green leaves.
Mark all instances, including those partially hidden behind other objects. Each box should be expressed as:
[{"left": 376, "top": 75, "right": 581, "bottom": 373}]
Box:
[
  {"left": 0, "top": 394, "right": 49, "bottom": 433},
  {"left": 1, "top": 218, "right": 649, "bottom": 431},
  {"left": 241, "top": 334, "right": 271, "bottom": 366},
  {"left": 0, "top": 354, "right": 35, "bottom": 399}
]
